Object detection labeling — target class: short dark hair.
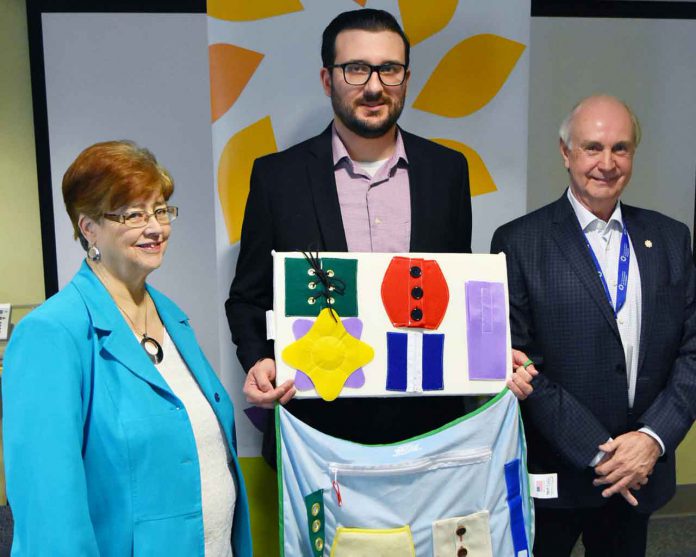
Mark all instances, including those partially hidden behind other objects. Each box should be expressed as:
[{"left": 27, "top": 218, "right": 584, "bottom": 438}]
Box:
[{"left": 321, "top": 9, "right": 410, "bottom": 68}]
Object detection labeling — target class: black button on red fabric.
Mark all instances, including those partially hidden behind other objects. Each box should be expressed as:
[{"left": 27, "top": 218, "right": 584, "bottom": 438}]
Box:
[
  {"left": 381, "top": 256, "right": 449, "bottom": 329},
  {"left": 214, "top": 392, "right": 220, "bottom": 402}
]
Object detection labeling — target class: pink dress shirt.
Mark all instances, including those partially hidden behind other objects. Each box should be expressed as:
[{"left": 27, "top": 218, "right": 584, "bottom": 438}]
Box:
[{"left": 332, "top": 126, "right": 411, "bottom": 252}]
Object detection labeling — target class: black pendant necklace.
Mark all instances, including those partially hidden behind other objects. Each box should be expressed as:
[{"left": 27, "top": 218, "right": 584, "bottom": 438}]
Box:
[
  {"left": 116, "top": 297, "right": 164, "bottom": 365},
  {"left": 91, "top": 264, "right": 164, "bottom": 365},
  {"left": 140, "top": 334, "right": 164, "bottom": 365}
]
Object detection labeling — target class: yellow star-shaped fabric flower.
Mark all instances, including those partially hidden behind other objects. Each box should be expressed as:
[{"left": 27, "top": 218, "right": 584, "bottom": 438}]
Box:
[{"left": 282, "top": 308, "right": 374, "bottom": 401}]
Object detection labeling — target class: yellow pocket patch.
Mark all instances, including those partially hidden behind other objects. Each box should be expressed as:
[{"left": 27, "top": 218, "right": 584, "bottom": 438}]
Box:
[{"left": 330, "top": 525, "right": 416, "bottom": 557}]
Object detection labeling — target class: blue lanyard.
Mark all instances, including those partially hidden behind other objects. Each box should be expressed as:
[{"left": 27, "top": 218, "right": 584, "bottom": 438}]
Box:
[{"left": 585, "top": 225, "right": 630, "bottom": 317}]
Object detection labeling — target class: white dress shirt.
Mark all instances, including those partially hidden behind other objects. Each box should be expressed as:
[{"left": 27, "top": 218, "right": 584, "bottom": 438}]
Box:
[{"left": 567, "top": 189, "right": 664, "bottom": 463}]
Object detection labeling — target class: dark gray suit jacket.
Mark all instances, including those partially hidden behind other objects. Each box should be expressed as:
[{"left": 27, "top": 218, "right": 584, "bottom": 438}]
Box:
[
  {"left": 491, "top": 193, "right": 696, "bottom": 513},
  {"left": 226, "top": 125, "right": 472, "bottom": 460}
]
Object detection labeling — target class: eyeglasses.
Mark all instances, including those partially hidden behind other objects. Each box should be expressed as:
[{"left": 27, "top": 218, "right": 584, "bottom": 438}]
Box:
[
  {"left": 327, "top": 62, "right": 407, "bottom": 86},
  {"left": 103, "top": 206, "right": 179, "bottom": 228}
]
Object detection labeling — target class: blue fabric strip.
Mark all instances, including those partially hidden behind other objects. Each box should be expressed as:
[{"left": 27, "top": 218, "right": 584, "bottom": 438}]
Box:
[
  {"left": 422, "top": 333, "right": 444, "bottom": 390},
  {"left": 386, "top": 332, "right": 407, "bottom": 391},
  {"left": 504, "top": 459, "right": 529, "bottom": 555}
]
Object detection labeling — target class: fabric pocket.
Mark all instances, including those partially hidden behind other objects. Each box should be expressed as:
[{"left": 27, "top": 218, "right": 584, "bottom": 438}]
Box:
[
  {"left": 432, "top": 510, "right": 493, "bottom": 557},
  {"left": 122, "top": 411, "right": 201, "bottom": 520},
  {"left": 327, "top": 447, "right": 493, "bottom": 514},
  {"left": 329, "top": 447, "right": 492, "bottom": 479},
  {"left": 133, "top": 511, "right": 203, "bottom": 557},
  {"left": 330, "top": 525, "right": 416, "bottom": 557}
]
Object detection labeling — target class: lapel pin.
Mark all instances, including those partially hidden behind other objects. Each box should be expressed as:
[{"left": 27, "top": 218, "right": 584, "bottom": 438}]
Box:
[{"left": 644, "top": 240, "right": 653, "bottom": 248}]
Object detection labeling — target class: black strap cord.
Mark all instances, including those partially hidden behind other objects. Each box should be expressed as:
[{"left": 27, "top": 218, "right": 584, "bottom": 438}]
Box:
[{"left": 301, "top": 251, "right": 346, "bottom": 321}]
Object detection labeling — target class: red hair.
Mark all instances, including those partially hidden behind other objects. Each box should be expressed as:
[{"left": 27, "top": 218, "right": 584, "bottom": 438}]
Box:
[{"left": 62, "top": 140, "right": 174, "bottom": 246}]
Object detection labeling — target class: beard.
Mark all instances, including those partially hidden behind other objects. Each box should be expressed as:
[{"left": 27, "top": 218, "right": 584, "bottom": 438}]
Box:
[{"left": 331, "top": 84, "right": 406, "bottom": 139}]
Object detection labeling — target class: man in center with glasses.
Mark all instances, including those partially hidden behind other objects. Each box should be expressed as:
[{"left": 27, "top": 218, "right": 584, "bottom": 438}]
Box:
[{"left": 227, "top": 8, "right": 479, "bottom": 463}]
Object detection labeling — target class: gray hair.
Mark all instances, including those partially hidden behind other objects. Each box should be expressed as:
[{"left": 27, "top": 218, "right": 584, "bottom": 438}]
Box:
[{"left": 559, "top": 95, "right": 641, "bottom": 149}]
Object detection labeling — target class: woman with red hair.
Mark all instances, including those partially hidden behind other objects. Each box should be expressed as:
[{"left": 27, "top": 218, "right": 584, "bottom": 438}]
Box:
[{"left": 3, "top": 141, "right": 252, "bottom": 556}]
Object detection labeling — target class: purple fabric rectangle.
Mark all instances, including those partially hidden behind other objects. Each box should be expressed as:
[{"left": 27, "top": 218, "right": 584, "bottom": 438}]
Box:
[{"left": 466, "top": 281, "right": 507, "bottom": 380}]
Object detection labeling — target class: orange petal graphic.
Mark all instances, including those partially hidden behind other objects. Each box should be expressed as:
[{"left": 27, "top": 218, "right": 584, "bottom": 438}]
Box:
[
  {"left": 398, "top": 0, "right": 457, "bottom": 46},
  {"left": 209, "top": 44, "right": 264, "bottom": 123},
  {"left": 218, "top": 117, "right": 278, "bottom": 244},
  {"left": 432, "top": 138, "right": 497, "bottom": 197},
  {"left": 353, "top": 0, "right": 367, "bottom": 5},
  {"left": 208, "top": 0, "right": 303, "bottom": 21},
  {"left": 413, "top": 34, "right": 525, "bottom": 118}
]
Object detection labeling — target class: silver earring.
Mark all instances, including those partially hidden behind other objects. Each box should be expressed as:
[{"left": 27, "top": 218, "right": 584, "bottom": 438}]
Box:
[{"left": 87, "top": 245, "right": 101, "bottom": 261}]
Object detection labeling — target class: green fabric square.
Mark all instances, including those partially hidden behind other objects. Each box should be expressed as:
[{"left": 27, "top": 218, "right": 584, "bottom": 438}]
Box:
[
  {"left": 304, "top": 489, "right": 326, "bottom": 557},
  {"left": 285, "top": 257, "right": 358, "bottom": 317}
]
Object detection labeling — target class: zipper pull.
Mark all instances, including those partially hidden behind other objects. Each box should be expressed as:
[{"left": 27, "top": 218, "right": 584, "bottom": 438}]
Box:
[{"left": 331, "top": 469, "right": 343, "bottom": 507}]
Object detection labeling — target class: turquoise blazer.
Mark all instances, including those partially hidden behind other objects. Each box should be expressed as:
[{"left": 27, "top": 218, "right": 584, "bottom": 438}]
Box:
[{"left": 3, "top": 262, "right": 252, "bottom": 556}]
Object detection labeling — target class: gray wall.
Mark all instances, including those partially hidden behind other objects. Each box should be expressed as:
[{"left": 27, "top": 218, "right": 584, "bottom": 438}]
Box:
[
  {"left": 528, "top": 17, "right": 696, "bottom": 232},
  {"left": 42, "top": 13, "right": 222, "bottom": 370}
]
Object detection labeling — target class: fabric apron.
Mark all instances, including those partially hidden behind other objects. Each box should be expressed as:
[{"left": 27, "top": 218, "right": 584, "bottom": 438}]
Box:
[{"left": 277, "top": 390, "right": 534, "bottom": 556}]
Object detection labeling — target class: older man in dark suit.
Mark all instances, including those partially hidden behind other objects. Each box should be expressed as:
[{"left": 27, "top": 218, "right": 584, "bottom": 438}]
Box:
[{"left": 491, "top": 95, "right": 696, "bottom": 556}]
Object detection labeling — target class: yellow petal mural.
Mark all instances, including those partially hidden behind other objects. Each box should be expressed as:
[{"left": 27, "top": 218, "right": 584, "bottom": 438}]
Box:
[
  {"left": 398, "top": 0, "right": 457, "bottom": 46},
  {"left": 413, "top": 34, "right": 525, "bottom": 118},
  {"left": 432, "top": 138, "right": 497, "bottom": 196},
  {"left": 218, "top": 116, "right": 278, "bottom": 244},
  {"left": 208, "top": 0, "right": 303, "bottom": 21},
  {"left": 209, "top": 44, "right": 264, "bottom": 123}
]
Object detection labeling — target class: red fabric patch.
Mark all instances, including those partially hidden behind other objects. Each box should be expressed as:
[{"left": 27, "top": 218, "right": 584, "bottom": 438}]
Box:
[{"left": 381, "top": 256, "right": 449, "bottom": 329}]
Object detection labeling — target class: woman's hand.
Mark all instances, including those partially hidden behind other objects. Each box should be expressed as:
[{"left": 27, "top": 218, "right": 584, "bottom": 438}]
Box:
[{"left": 507, "top": 349, "right": 538, "bottom": 400}]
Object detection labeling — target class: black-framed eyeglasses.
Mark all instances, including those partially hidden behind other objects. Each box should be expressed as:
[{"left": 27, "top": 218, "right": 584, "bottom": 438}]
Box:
[
  {"left": 327, "top": 62, "right": 408, "bottom": 86},
  {"left": 103, "top": 206, "right": 179, "bottom": 228}
]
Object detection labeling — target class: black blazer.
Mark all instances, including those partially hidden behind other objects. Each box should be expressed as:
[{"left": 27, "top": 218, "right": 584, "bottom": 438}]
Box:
[
  {"left": 491, "top": 193, "right": 696, "bottom": 513},
  {"left": 226, "top": 125, "right": 473, "bottom": 458}
]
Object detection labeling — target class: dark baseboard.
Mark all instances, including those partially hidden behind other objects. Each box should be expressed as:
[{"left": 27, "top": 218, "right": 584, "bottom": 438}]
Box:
[{"left": 655, "top": 484, "right": 696, "bottom": 518}]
